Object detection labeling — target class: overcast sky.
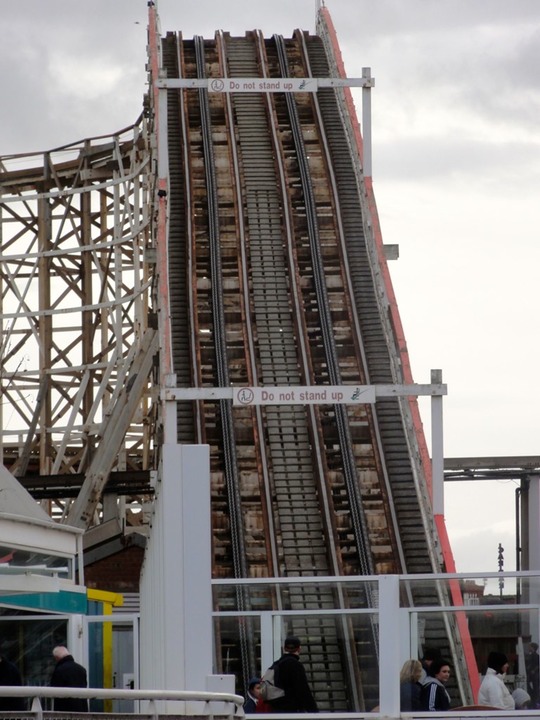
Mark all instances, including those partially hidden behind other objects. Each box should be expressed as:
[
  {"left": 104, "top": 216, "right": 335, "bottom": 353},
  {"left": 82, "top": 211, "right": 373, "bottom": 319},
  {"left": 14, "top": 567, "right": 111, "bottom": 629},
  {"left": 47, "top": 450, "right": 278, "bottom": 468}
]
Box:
[{"left": 2, "top": 0, "right": 539, "bottom": 576}]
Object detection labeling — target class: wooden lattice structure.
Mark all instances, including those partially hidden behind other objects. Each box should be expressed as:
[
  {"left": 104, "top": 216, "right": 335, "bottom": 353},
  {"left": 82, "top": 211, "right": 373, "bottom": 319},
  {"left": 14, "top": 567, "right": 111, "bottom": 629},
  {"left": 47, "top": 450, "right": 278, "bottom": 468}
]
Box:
[{"left": 0, "top": 120, "right": 157, "bottom": 529}]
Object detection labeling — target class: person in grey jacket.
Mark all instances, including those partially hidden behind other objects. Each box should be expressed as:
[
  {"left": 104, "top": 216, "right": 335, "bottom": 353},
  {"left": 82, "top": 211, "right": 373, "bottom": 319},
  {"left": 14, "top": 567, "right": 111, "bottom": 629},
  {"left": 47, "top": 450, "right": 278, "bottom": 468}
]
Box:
[{"left": 420, "top": 658, "right": 452, "bottom": 711}]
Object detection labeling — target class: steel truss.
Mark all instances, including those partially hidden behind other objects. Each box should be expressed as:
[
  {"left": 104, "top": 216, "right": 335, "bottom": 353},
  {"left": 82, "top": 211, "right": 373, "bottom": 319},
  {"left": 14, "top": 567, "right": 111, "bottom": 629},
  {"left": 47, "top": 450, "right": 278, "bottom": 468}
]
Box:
[{"left": 0, "top": 119, "right": 157, "bottom": 528}]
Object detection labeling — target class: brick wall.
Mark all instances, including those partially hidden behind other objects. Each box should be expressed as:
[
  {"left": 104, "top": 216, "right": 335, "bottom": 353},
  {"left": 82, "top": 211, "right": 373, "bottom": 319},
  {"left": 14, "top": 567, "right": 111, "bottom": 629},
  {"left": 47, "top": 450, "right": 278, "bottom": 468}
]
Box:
[{"left": 85, "top": 546, "right": 144, "bottom": 593}]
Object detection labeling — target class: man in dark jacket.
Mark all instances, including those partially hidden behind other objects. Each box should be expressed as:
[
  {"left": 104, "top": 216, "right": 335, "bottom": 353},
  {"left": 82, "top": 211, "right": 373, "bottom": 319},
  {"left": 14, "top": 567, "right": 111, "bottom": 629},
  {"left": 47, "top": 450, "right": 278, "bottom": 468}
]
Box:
[
  {"left": 268, "top": 636, "right": 318, "bottom": 713},
  {"left": 0, "top": 655, "right": 25, "bottom": 711},
  {"left": 50, "top": 646, "right": 88, "bottom": 712}
]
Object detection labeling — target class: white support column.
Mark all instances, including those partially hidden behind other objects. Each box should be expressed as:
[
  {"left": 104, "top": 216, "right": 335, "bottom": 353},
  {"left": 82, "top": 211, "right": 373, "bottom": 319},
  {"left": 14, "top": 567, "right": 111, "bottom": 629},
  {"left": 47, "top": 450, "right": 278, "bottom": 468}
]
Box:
[
  {"left": 409, "top": 611, "right": 420, "bottom": 661},
  {"left": 362, "top": 67, "right": 373, "bottom": 177},
  {"left": 162, "top": 374, "right": 177, "bottom": 444},
  {"left": 68, "top": 615, "right": 86, "bottom": 672},
  {"left": 378, "top": 575, "right": 401, "bottom": 717},
  {"left": 140, "top": 444, "right": 214, "bottom": 713},
  {"left": 76, "top": 533, "right": 85, "bottom": 586},
  {"left": 180, "top": 445, "right": 213, "bottom": 693},
  {"left": 431, "top": 368, "right": 445, "bottom": 515},
  {"left": 157, "top": 79, "right": 169, "bottom": 179},
  {"left": 527, "top": 475, "right": 540, "bottom": 641},
  {"left": 260, "top": 614, "right": 274, "bottom": 673}
]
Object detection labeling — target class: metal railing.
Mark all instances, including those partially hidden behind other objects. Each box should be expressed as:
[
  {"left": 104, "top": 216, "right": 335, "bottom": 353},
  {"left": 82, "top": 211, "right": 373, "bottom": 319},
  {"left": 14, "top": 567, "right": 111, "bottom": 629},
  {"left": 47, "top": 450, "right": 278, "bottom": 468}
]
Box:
[
  {"left": 0, "top": 686, "right": 244, "bottom": 719},
  {"left": 2, "top": 687, "right": 540, "bottom": 719},
  {"left": 212, "top": 571, "right": 540, "bottom": 716}
]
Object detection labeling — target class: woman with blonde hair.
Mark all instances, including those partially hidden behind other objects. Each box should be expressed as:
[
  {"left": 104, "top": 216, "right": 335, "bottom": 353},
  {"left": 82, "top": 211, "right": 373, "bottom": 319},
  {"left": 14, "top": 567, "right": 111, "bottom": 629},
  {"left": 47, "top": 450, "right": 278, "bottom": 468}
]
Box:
[{"left": 400, "top": 659, "right": 423, "bottom": 711}]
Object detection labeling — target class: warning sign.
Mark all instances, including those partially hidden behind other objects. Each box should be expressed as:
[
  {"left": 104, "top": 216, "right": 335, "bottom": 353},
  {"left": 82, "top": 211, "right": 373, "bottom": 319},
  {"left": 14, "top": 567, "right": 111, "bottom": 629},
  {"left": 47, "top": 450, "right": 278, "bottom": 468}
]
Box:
[
  {"left": 209, "top": 77, "right": 318, "bottom": 93},
  {"left": 233, "top": 385, "right": 376, "bottom": 406}
]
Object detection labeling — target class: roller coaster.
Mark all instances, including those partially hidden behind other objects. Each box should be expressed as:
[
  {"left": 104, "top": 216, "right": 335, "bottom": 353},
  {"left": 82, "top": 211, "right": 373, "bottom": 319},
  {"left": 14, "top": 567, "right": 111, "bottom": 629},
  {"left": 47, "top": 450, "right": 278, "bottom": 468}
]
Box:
[{"left": 0, "top": 3, "right": 477, "bottom": 712}]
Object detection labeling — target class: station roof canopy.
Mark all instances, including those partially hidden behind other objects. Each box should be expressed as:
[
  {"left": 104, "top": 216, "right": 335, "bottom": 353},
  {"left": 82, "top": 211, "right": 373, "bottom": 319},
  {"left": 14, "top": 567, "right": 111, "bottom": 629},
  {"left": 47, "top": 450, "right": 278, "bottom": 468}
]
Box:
[{"left": 0, "top": 464, "right": 83, "bottom": 595}]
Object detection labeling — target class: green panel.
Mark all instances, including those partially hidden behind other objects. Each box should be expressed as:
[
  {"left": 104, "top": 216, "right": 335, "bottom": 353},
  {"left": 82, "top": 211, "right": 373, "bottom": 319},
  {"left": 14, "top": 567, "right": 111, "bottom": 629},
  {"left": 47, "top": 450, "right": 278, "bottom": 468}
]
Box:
[
  {"left": 88, "top": 599, "right": 105, "bottom": 615},
  {"left": 0, "top": 590, "right": 87, "bottom": 614}
]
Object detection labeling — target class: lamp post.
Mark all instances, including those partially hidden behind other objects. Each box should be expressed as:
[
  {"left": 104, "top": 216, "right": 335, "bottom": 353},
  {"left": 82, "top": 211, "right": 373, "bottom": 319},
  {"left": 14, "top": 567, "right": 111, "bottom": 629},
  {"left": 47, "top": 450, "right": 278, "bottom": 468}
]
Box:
[{"left": 498, "top": 543, "right": 505, "bottom": 598}]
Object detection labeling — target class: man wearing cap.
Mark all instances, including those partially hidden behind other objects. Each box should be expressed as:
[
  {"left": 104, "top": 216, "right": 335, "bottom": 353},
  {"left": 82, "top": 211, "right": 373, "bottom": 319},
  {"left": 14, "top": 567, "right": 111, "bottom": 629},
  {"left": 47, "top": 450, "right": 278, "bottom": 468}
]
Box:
[
  {"left": 478, "top": 651, "right": 515, "bottom": 710},
  {"left": 267, "top": 636, "right": 318, "bottom": 713}
]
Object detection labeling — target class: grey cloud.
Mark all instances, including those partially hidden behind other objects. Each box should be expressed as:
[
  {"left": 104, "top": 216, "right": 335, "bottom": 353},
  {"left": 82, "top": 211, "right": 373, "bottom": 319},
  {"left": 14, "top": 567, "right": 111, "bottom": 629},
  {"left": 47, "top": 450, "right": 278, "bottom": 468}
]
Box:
[
  {"left": 337, "top": 0, "right": 540, "bottom": 40},
  {"left": 375, "top": 136, "right": 540, "bottom": 186}
]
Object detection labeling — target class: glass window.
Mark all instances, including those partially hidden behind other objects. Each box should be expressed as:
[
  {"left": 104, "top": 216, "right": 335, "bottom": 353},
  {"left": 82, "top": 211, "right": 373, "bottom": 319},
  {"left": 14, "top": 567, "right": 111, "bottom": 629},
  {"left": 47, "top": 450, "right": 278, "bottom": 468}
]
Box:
[{"left": 0, "top": 544, "right": 72, "bottom": 580}]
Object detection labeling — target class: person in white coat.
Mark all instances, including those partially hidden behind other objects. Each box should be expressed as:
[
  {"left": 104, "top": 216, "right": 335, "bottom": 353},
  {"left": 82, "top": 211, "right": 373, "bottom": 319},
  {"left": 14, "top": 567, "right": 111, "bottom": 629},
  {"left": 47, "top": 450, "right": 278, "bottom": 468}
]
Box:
[{"left": 478, "top": 651, "right": 515, "bottom": 710}]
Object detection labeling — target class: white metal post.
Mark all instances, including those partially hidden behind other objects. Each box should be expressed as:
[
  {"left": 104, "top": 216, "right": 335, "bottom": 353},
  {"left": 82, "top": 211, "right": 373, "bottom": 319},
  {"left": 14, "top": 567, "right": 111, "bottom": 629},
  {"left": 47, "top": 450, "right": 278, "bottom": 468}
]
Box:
[
  {"left": 139, "top": 444, "right": 213, "bottom": 713},
  {"left": 76, "top": 533, "right": 85, "bottom": 586},
  {"left": 378, "top": 575, "right": 401, "bottom": 717},
  {"left": 163, "top": 374, "right": 177, "bottom": 444},
  {"left": 409, "top": 610, "right": 420, "bottom": 661},
  {"left": 431, "top": 368, "right": 445, "bottom": 515},
  {"left": 173, "top": 444, "right": 212, "bottom": 694},
  {"left": 260, "top": 614, "right": 274, "bottom": 673},
  {"left": 133, "top": 614, "right": 141, "bottom": 713},
  {"left": 528, "top": 475, "right": 540, "bottom": 641},
  {"left": 68, "top": 614, "right": 85, "bottom": 670},
  {"left": 362, "top": 67, "right": 373, "bottom": 177},
  {"left": 157, "top": 80, "right": 169, "bottom": 179}
]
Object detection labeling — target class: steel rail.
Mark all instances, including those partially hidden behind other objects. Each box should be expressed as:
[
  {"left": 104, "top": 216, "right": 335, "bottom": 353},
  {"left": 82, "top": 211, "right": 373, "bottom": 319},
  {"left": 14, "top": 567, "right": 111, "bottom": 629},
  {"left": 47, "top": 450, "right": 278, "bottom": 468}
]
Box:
[
  {"left": 295, "top": 30, "right": 407, "bottom": 579},
  {"left": 198, "top": 29, "right": 354, "bottom": 708},
  {"left": 176, "top": 33, "right": 203, "bottom": 441},
  {"left": 272, "top": 32, "right": 384, "bottom": 708},
  {"left": 193, "top": 32, "right": 252, "bottom": 684},
  {"left": 253, "top": 33, "right": 337, "bottom": 580},
  {"left": 299, "top": 31, "right": 469, "bottom": 704},
  {"left": 215, "top": 30, "right": 281, "bottom": 583},
  {"left": 214, "top": 27, "right": 270, "bottom": 685},
  {"left": 274, "top": 34, "right": 374, "bottom": 581},
  {"left": 243, "top": 32, "right": 370, "bottom": 709},
  {"left": 253, "top": 31, "right": 357, "bottom": 710}
]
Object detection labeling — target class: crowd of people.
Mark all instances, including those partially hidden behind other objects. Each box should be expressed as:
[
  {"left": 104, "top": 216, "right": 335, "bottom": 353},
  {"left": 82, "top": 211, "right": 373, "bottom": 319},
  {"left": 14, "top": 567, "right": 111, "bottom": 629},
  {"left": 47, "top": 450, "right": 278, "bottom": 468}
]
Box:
[
  {"left": 243, "top": 638, "right": 540, "bottom": 713},
  {"left": 0, "top": 645, "right": 88, "bottom": 712},
  {"left": 397, "top": 644, "right": 540, "bottom": 713},
  {"left": 400, "top": 650, "right": 452, "bottom": 711}
]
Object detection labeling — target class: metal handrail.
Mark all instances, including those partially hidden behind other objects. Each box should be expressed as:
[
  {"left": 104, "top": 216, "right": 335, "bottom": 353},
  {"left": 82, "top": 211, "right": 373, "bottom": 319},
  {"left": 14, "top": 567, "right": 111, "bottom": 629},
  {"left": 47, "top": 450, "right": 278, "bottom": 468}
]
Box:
[{"left": 0, "top": 686, "right": 244, "bottom": 718}]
